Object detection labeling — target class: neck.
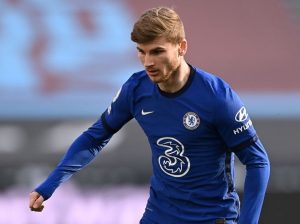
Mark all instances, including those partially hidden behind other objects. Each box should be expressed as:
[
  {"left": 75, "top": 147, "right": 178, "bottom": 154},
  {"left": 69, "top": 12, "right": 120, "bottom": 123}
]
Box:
[{"left": 158, "top": 61, "right": 190, "bottom": 93}]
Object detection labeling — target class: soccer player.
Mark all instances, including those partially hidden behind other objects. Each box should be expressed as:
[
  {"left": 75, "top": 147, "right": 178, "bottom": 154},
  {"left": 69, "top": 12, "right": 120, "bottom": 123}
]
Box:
[{"left": 29, "top": 7, "right": 270, "bottom": 224}]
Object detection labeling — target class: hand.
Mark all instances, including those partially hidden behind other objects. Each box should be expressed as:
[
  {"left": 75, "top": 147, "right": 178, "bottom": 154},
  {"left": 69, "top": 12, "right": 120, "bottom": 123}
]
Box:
[{"left": 29, "top": 191, "right": 45, "bottom": 212}]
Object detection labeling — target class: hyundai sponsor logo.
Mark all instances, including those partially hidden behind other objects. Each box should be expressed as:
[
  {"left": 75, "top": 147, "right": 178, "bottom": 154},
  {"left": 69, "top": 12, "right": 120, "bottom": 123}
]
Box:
[
  {"left": 233, "top": 120, "right": 253, "bottom": 135},
  {"left": 235, "top": 106, "right": 248, "bottom": 122},
  {"left": 233, "top": 106, "right": 253, "bottom": 135}
]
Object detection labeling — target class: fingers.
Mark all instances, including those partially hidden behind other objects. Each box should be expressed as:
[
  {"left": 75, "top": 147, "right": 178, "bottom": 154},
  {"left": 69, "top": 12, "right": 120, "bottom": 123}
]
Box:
[
  {"left": 29, "top": 192, "right": 45, "bottom": 212},
  {"left": 30, "top": 204, "right": 45, "bottom": 212},
  {"left": 29, "top": 192, "right": 39, "bottom": 208}
]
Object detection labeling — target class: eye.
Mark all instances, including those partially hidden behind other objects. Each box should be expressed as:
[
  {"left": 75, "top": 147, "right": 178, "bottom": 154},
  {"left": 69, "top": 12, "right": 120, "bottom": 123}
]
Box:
[
  {"left": 136, "top": 48, "right": 145, "bottom": 55},
  {"left": 151, "top": 49, "right": 164, "bottom": 55}
]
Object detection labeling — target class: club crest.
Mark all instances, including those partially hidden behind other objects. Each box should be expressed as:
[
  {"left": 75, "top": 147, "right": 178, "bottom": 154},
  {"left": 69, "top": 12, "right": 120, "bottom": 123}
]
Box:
[{"left": 183, "top": 112, "right": 200, "bottom": 130}]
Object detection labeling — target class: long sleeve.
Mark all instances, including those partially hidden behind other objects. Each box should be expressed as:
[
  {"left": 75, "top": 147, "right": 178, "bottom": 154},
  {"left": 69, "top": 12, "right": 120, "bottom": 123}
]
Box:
[
  {"left": 235, "top": 138, "right": 270, "bottom": 224},
  {"left": 34, "top": 117, "right": 113, "bottom": 200},
  {"left": 34, "top": 73, "right": 135, "bottom": 201}
]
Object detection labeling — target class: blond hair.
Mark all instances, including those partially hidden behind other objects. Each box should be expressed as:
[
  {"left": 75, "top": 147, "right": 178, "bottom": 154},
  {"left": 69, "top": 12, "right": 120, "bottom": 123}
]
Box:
[{"left": 131, "top": 7, "right": 185, "bottom": 44}]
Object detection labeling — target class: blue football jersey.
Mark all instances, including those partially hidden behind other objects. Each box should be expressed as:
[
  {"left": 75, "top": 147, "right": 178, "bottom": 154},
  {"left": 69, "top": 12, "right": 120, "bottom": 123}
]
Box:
[{"left": 101, "top": 65, "right": 258, "bottom": 223}]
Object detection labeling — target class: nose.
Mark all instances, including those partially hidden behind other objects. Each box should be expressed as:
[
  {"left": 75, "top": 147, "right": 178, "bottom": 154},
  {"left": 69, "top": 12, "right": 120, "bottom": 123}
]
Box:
[{"left": 144, "top": 54, "right": 154, "bottom": 67}]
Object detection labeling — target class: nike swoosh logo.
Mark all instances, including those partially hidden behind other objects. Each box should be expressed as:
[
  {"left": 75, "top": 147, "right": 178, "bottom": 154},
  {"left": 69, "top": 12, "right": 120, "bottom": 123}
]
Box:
[{"left": 141, "top": 109, "right": 154, "bottom": 116}]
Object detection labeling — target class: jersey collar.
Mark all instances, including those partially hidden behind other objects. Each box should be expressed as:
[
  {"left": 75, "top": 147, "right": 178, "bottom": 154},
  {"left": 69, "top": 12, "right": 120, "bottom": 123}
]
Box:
[{"left": 157, "top": 64, "right": 195, "bottom": 98}]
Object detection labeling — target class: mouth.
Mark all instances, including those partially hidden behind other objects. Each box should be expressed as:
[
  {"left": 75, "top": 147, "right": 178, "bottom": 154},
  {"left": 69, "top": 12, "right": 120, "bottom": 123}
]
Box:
[{"left": 146, "top": 69, "right": 159, "bottom": 76}]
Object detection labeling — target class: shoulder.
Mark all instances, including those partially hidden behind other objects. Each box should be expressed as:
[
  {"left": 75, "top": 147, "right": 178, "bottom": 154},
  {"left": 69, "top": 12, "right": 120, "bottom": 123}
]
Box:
[
  {"left": 124, "top": 70, "right": 152, "bottom": 90},
  {"left": 192, "top": 67, "right": 237, "bottom": 107},
  {"left": 193, "top": 67, "right": 231, "bottom": 97},
  {"left": 120, "top": 70, "right": 154, "bottom": 102},
  {"left": 128, "top": 70, "right": 148, "bottom": 82},
  {"left": 192, "top": 66, "right": 244, "bottom": 114}
]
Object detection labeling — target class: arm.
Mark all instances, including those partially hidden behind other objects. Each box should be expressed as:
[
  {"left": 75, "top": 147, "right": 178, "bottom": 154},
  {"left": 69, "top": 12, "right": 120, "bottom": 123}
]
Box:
[
  {"left": 235, "top": 138, "right": 270, "bottom": 224},
  {"left": 34, "top": 129, "right": 111, "bottom": 200},
  {"left": 29, "top": 78, "right": 134, "bottom": 211},
  {"left": 29, "top": 117, "right": 113, "bottom": 211},
  {"left": 211, "top": 83, "right": 270, "bottom": 223}
]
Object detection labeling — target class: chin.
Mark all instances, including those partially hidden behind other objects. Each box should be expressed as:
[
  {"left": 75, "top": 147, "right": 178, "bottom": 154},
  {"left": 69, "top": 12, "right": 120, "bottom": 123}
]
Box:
[
  {"left": 147, "top": 75, "right": 160, "bottom": 83},
  {"left": 149, "top": 78, "right": 161, "bottom": 84}
]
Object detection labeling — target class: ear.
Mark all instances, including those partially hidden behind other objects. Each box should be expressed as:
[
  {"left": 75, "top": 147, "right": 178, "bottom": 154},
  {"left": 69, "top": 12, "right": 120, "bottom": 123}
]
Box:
[{"left": 178, "top": 39, "right": 187, "bottom": 56}]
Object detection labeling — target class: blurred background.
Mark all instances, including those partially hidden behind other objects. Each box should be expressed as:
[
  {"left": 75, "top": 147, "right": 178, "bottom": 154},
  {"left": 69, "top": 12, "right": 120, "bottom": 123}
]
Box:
[{"left": 0, "top": 0, "right": 299, "bottom": 223}]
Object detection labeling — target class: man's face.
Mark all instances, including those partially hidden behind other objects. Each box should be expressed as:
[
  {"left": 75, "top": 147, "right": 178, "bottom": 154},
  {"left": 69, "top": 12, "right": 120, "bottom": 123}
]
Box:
[{"left": 136, "top": 37, "right": 184, "bottom": 84}]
